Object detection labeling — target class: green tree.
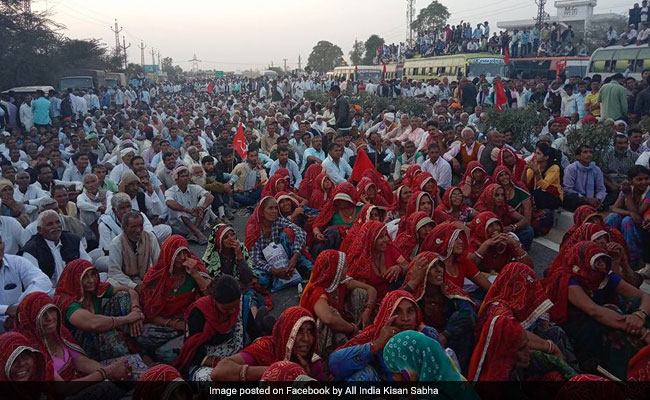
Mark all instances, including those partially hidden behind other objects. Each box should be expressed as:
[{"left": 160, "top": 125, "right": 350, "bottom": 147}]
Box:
[
  {"left": 307, "top": 40, "right": 343, "bottom": 73},
  {"left": 349, "top": 39, "right": 364, "bottom": 65},
  {"left": 580, "top": 16, "right": 628, "bottom": 53},
  {"left": 161, "top": 56, "right": 179, "bottom": 78},
  {"left": 411, "top": 0, "right": 450, "bottom": 33},
  {"left": 363, "top": 35, "right": 385, "bottom": 65}
]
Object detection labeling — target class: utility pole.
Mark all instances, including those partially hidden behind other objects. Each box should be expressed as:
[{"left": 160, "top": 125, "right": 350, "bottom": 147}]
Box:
[
  {"left": 298, "top": 54, "right": 302, "bottom": 71},
  {"left": 406, "top": 0, "right": 416, "bottom": 45},
  {"left": 151, "top": 48, "right": 156, "bottom": 69},
  {"left": 188, "top": 54, "right": 201, "bottom": 72},
  {"left": 110, "top": 19, "right": 123, "bottom": 59},
  {"left": 121, "top": 36, "right": 131, "bottom": 70},
  {"left": 138, "top": 41, "right": 146, "bottom": 67},
  {"left": 23, "top": 0, "right": 30, "bottom": 13},
  {"left": 157, "top": 51, "right": 161, "bottom": 71},
  {"left": 535, "top": 0, "right": 548, "bottom": 28},
  {"left": 283, "top": 59, "right": 288, "bottom": 72}
]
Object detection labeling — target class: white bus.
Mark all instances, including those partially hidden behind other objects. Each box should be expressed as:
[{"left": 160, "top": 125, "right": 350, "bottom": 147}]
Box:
[{"left": 586, "top": 45, "right": 650, "bottom": 81}]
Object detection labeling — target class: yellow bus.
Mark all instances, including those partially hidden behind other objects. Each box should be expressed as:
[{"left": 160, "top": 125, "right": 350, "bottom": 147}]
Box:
[
  {"left": 403, "top": 53, "right": 505, "bottom": 82},
  {"left": 332, "top": 65, "right": 383, "bottom": 82}
]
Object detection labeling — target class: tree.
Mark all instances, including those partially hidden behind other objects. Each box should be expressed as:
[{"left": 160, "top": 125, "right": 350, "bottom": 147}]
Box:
[
  {"left": 307, "top": 41, "right": 343, "bottom": 73},
  {"left": 411, "top": 0, "right": 450, "bottom": 33},
  {"left": 161, "top": 56, "right": 180, "bottom": 79},
  {"left": 363, "top": 35, "right": 385, "bottom": 65},
  {"left": 349, "top": 39, "right": 364, "bottom": 65},
  {"left": 580, "top": 16, "right": 628, "bottom": 53}
]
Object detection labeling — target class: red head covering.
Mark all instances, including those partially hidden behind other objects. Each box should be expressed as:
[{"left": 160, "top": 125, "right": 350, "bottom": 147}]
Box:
[
  {"left": 492, "top": 165, "right": 529, "bottom": 196},
  {"left": 54, "top": 259, "right": 112, "bottom": 316},
  {"left": 467, "top": 211, "right": 516, "bottom": 273},
  {"left": 544, "top": 241, "right": 612, "bottom": 324},
  {"left": 459, "top": 161, "right": 490, "bottom": 201},
  {"left": 402, "top": 164, "right": 422, "bottom": 188},
  {"left": 401, "top": 251, "right": 473, "bottom": 303},
  {"left": 420, "top": 222, "right": 468, "bottom": 260},
  {"left": 562, "top": 205, "right": 627, "bottom": 251},
  {"left": 261, "top": 360, "right": 307, "bottom": 381},
  {"left": 140, "top": 235, "right": 207, "bottom": 320},
  {"left": 435, "top": 186, "right": 467, "bottom": 221},
  {"left": 347, "top": 220, "right": 387, "bottom": 281},
  {"left": 468, "top": 314, "right": 524, "bottom": 381},
  {"left": 275, "top": 191, "right": 300, "bottom": 218},
  {"left": 340, "top": 204, "right": 385, "bottom": 254},
  {"left": 474, "top": 183, "right": 516, "bottom": 224},
  {"left": 338, "top": 290, "right": 422, "bottom": 349},
  {"left": 211, "top": 224, "right": 236, "bottom": 253},
  {"left": 390, "top": 185, "right": 412, "bottom": 213},
  {"left": 628, "top": 343, "right": 650, "bottom": 381},
  {"left": 477, "top": 262, "right": 552, "bottom": 333},
  {"left": 298, "top": 164, "right": 324, "bottom": 199},
  {"left": 300, "top": 250, "right": 348, "bottom": 315},
  {"left": 412, "top": 172, "right": 439, "bottom": 199},
  {"left": 405, "top": 191, "right": 433, "bottom": 217},
  {"left": 0, "top": 331, "right": 53, "bottom": 381},
  {"left": 357, "top": 177, "right": 390, "bottom": 207},
  {"left": 308, "top": 173, "right": 333, "bottom": 209},
  {"left": 261, "top": 168, "right": 290, "bottom": 198},
  {"left": 133, "top": 364, "right": 191, "bottom": 400},
  {"left": 241, "top": 306, "right": 317, "bottom": 366},
  {"left": 312, "top": 182, "right": 357, "bottom": 231},
  {"left": 362, "top": 168, "right": 394, "bottom": 205},
  {"left": 16, "top": 292, "right": 85, "bottom": 381},
  {"left": 394, "top": 211, "right": 435, "bottom": 260},
  {"left": 244, "top": 196, "right": 275, "bottom": 250},
  {"left": 496, "top": 147, "right": 526, "bottom": 182}
]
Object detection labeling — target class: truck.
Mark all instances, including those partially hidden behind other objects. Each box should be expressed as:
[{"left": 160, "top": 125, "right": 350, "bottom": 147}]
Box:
[
  {"left": 58, "top": 69, "right": 106, "bottom": 91},
  {"left": 105, "top": 72, "right": 127, "bottom": 89}
]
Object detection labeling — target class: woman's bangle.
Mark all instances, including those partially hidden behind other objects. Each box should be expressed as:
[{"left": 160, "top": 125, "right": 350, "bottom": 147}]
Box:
[
  {"left": 473, "top": 251, "right": 484, "bottom": 260},
  {"left": 111, "top": 317, "right": 116, "bottom": 329},
  {"left": 637, "top": 309, "right": 648, "bottom": 318},
  {"left": 98, "top": 367, "right": 108, "bottom": 380},
  {"left": 239, "top": 364, "right": 249, "bottom": 382},
  {"left": 130, "top": 305, "right": 141, "bottom": 311},
  {"left": 641, "top": 329, "right": 650, "bottom": 341},
  {"left": 633, "top": 311, "right": 647, "bottom": 323},
  {"left": 546, "top": 340, "right": 553, "bottom": 354},
  {"left": 515, "top": 251, "right": 528, "bottom": 261}
]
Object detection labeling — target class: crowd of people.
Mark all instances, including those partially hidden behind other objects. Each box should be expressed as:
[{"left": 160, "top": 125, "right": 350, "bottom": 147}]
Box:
[{"left": 2, "top": 65, "right": 650, "bottom": 397}]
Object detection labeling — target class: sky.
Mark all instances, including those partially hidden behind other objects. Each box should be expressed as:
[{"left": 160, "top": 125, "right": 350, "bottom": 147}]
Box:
[{"left": 33, "top": 0, "right": 631, "bottom": 71}]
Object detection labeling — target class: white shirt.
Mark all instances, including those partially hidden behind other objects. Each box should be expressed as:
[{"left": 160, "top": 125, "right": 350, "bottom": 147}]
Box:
[
  {"left": 14, "top": 184, "right": 49, "bottom": 215},
  {"left": 0, "top": 217, "right": 24, "bottom": 255},
  {"left": 419, "top": 156, "right": 452, "bottom": 189},
  {"left": 77, "top": 191, "right": 112, "bottom": 226},
  {"left": 443, "top": 141, "right": 485, "bottom": 163},
  {"left": 23, "top": 237, "right": 91, "bottom": 286},
  {"left": 321, "top": 156, "right": 352, "bottom": 185},
  {"left": 0, "top": 255, "right": 52, "bottom": 331},
  {"left": 98, "top": 212, "right": 154, "bottom": 252}
]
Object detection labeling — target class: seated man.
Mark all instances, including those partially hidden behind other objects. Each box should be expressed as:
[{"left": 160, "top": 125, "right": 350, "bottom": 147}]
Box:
[
  {"left": 92, "top": 163, "right": 118, "bottom": 192},
  {"left": 165, "top": 165, "right": 215, "bottom": 244},
  {"left": 0, "top": 234, "right": 52, "bottom": 332},
  {"left": 21, "top": 210, "right": 91, "bottom": 286},
  {"left": 230, "top": 145, "right": 267, "bottom": 208},
  {"left": 156, "top": 151, "right": 179, "bottom": 191},
  {"left": 563, "top": 144, "right": 607, "bottom": 211},
  {"left": 13, "top": 170, "right": 49, "bottom": 222},
  {"left": 21, "top": 197, "right": 88, "bottom": 250},
  {"left": 0, "top": 179, "right": 29, "bottom": 227},
  {"left": 76, "top": 173, "right": 111, "bottom": 239},
  {"left": 107, "top": 210, "right": 160, "bottom": 292},
  {"left": 121, "top": 170, "right": 168, "bottom": 226},
  {"left": 201, "top": 156, "right": 233, "bottom": 220},
  {"left": 321, "top": 143, "right": 352, "bottom": 185},
  {"left": 269, "top": 146, "right": 302, "bottom": 189}
]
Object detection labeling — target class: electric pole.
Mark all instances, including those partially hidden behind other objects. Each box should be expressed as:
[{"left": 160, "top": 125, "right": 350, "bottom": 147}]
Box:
[
  {"left": 121, "top": 36, "right": 131, "bottom": 70},
  {"left": 23, "top": 0, "right": 30, "bottom": 13},
  {"left": 188, "top": 54, "right": 201, "bottom": 72},
  {"left": 110, "top": 19, "right": 123, "bottom": 59},
  {"left": 283, "top": 59, "right": 288, "bottom": 72},
  {"left": 151, "top": 48, "right": 156, "bottom": 69},
  {"left": 298, "top": 54, "right": 302, "bottom": 71},
  {"left": 406, "top": 0, "right": 416, "bottom": 45},
  {"left": 138, "top": 41, "right": 146, "bottom": 67},
  {"left": 157, "top": 51, "right": 161, "bottom": 71},
  {"left": 535, "top": 0, "right": 548, "bottom": 28}
]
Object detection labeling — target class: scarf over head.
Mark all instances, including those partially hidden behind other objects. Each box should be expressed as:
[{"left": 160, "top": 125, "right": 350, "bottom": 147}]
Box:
[
  {"left": 468, "top": 314, "right": 524, "bottom": 381},
  {"left": 54, "top": 259, "right": 112, "bottom": 316},
  {"left": 496, "top": 147, "right": 526, "bottom": 182},
  {"left": 390, "top": 185, "right": 411, "bottom": 213},
  {"left": 435, "top": 186, "right": 469, "bottom": 222},
  {"left": 132, "top": 365, "right": 191, "bottom": 400},
  {"left": 300, "top": 250, "right": 349, "bottom": 315},
  {"left": 298, "top": 164, "right": 323, "bottom": 199},
  {"left": 308, "top": 173, "right": 333, "bottom": 209},
  {"left": 459, "top": 161, "right": 490, "bottom": 201},
  {"left": 312, "top": 182, "right": 357, "bottom": 231},
  {"left": 473, "top": 183, "right": 516, "bottom": 224},
  {"left": 492, "top": 165, "right": 530, "bottom": 197},
  {"left": 420, "top": 222, "right": 468, "bottom": 260},
  {"left": 402, "top": 164, "right": 422, "bottom": 188},
  {"left": 362, "top": 168, "right": 394, "bottom": 205},
  {"left": 413, "top": 171, "right": 440, "bottom": 199},
  {"left": 260, "top": 360, "right": 307, "bottom": 381},
  {"left": 0, "top": 331, "right": 53, "bottom": 381},
  {"left": 203, "top": 223, "right": 251, "bottom": 279},
  {"left": 394, "top": 211, "right": 435, "bottom": 260},
  {"left": 346, "top": 220, "right": 387, "bottom": 281},
  {"left": 261, "top": 168, "right": 289, "bottom": 198},
  {"left": 467, "top": 211, "right": 517, "bottom": 273},
  {"left": 340, "top": 204, "right": 385, "bottom": 254},
  {"left": 244, "top": 195, "right": 274, "bottom": 250},
  {"left": 356, "top": 177, "right": 390, "bottom": 207},
  {"left": 401, "top": 251, "right": 473, "bottom": 303},
  {"left": 562, "top": 205, "right": 627, "bottom": 251}
]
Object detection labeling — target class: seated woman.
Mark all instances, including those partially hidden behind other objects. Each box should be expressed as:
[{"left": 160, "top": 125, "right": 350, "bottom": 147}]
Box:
[
  {"left": 524, "top": 142, "right": 563, "bottom": 236},
  {"left": 260, "top": 360, "right": 310, "bottom": 381},
  {"left": 211, "top": 306, "right": 325, "bottom": 381},
  {"left": 467, "top": 211, "right": 533, "bottom": 273},
  {"left": 298, "top": 164, "right": 324, "bottom": 200},
  {"left": 300, "top": 250, "right": 378, "bottom": 361},
  {"left": 394, "top": 211, "right": 435, "bottom": 260},
  {"left": 308, "top": 173, "right": 333, "bottom": 209},
  {"left": 434, "top": 186, "right": 477, "bottom": 223},
  {"left": 496, "top": 147, "right": 526, "bottom": 182},
  {"left": 460, "top": 161, "right": 490, "bottom": 206},
  {"left": 311, "top": 182, "right": 361, "bottom": 255},
  {"left": 401, "top": 252, "right": 476, "bottom": 373},
  {"left": 544, "top": 241, "right": 650, "bottom": 379},
  {"left": 362, "top": 168, "right": 394, "bottom": 206},
  {"left": 0, "top": 332, "right": 52, "bottom": 383},
  {"left": 340, "top": 204, "right": 386, "bottom": 254},
  {"left": 17, "top": 292, "right": 130, "bottom": 384},
  {"left": 202, "top": 224, "right": 255, "bottom": 288},
  {"left": 474, "top": 183, "right": 534, "bottom": 250},
  {"left": 493, "top": 166, "right": 532, "bottom": 227},
  {"left": 357, "top": 177, "right": 390, "bottom": 207},
  {"left": 276, "top": 191, "right": 314, "bottom": 229},
  {"left": 174, "top": 276, "right": 264, "bottom": 381},
  {"left": 347, "top": 220, "right": 409, "bottom": 301},
  {"left": 328, "top": 290, "right": 440, "bottom": 381},
  {"left": 132, "top": 365, "right": 193, "bottom": 400},
  {"left": 385, "top": 185, "right": 412, "bottom": 222},
  {"left": 563, "top": 205, "right": 627, "bottom": 250},
  {"left": 605, "top": 165, "right": 650, "bottom": 268},
  {"left": 138, "top": 235, "right": 211, "bottom": 363},
  {"left": 245, "top": 196, "right": 311, "bottom": 290},
  {"left": 401, "top": 164, "right": 422, "bottom": 188},
  {"left": 412, "top": 172, "right": 442, "bottom": 207},
  {"left": 54, "top": 260, "right": 147, "bottom": 374},
  {"left": 420, "top": 222, "right": 491, "bottom": 293},
  {"left": 261, "top": 168, "right": 290, "bottom": 198}
]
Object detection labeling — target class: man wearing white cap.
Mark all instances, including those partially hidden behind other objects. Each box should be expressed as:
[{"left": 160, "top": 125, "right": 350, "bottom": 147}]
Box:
[
  {"left": 311, "top": 115, "right": 327, "bottom": 134},
  {"left": 109, "top": 147, "right": 137, "bottom": 184}
]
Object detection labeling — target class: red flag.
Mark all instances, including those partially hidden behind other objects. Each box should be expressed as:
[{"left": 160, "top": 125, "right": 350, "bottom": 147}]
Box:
[
  {"left": 503, "top": 46, "right": 510, "bottom": 64},
  {"left": 494, "top": 78, "right": 508, "bottom": 111},
  {"left": 233, "top": 123, "right": 248, "bottom": 159},
  {"left": 350, "top": 148, "right": 377, "bottom": 183},
  {"left": 382, "top": 63, "right": 386, "bottom": 73}
]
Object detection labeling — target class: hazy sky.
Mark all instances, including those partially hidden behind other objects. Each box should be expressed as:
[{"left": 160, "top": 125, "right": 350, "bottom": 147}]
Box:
[{"left": 34, "top": 0, "right": 629, "bottom": 71}]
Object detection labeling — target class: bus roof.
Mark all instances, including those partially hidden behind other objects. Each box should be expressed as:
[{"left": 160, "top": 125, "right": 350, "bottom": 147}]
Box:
[
  {"left": 510, "top": 56, "right": 589, "bottom": 62},
  {"left": 407, "top": 53, "right": 504, "bottom": 62}
]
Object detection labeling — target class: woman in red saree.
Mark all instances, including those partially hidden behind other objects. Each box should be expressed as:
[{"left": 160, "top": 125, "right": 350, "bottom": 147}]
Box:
[
  {"left": 496, "top": 147, "right": 526, "bottom": 183},
  {"left": 386, "top": 185, "right": 412, "bottom": 222},
  {"left": 261, "top": 168, "right": 290, "bottom": 198},
  {"left": 211, "top": 306, "right": 325, "bottom": 381},
  {"left": 474, "top": 183, "right": 534, "bottom": 250},
  {"left": 562, "top": 205, "right": 627, "bottom": 251},
  {"left": 138, "top": 235, "right": 211, "bottom": 363},
  {"left": 132, "top": 365, "right": 192, "bottom": 400},
  {"left": 340, "top": 204, "right": 386, "bottom": 254},
  {"left": 300, "top": 250, "right": 377, "bottom": 360},
  {"left": 260, "top": 360, "right": 309, "bottom": 381},
  {"left": 16, "top": 292, "right": 130, "bottom": 387},
  {"left": 328, "top": 290, "right": 439, "bottom": 381},
  {"left": 347, "top": 220, "right": 409, "bottom": 301},
  {"left": 467, "top": 211, "right": 533, "bottom": 273},
  {"left": 357, "top": 177, "right": 390, "bottom": 207},
  {"left": 308, "top": 173, "right": 334, "bottom": 209},
  {"left": 544, "top": 241, "right": 650, "bottom": 379},
  {"left": 362, "top": 168, "right": 394, "bottom": 205},
  {"left": 311, "top": 182, "right": 361, "bottom": 255},
  {"left": 400, "top": 252, "right": 476, "bottom": 373},
  {"left": 412, "top": 172, "right": 442, "bottom": 207},
  {"left": 420, "top": 222, "right": 491, "bottom": 292},
  {"left": 402, "top": 164, "right": 422, "bottom": 188},
  {"left": 460, "top": 161, "right": 490, "bottom": 205},
  {"left": 298, "top": 164, "right": 323, "bottom": 199},
  {"left": 394, "top": 211, "right": 435, "bottom": 260},
  {"left": 434, "top": 185, "right": 477, "bottom": 223},
  {"left": 0, "top": 332, "right": 55, "bottom": 400}
]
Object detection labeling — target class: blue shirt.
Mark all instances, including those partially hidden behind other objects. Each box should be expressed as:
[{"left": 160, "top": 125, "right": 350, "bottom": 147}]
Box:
[
  {"left": 31, "top": 97, "right": 51, "bottom": 125},
  {"left": 301, "top": 147, "right": 326, "bottom": 171},
  {"left": 167, "top": 136, "right": 184, "bottom": 149},
  {"left": 575, "top": 92, "right": 587, "bottom": 119}
]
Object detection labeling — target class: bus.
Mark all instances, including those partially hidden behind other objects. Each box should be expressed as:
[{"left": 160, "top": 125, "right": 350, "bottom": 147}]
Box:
[
  {"left": 403, "top": 53, "right": 505, "bottom": 82},
  {"left": 384, "top": 62, "right": 403, "bottom": 80},
  {"left": 505, "top": 57, "right": 589, "bottom": 80},
  {"left": 332, "top": 65, "right": 383, "bottom": 83},
  {"left": 586, "top": 45, "right": 650, "bottom": 81}
]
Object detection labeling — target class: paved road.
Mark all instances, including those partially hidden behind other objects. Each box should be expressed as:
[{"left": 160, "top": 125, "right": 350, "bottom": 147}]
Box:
[{"left": 189, "top": 214, "right": 559, "bottom": 318}]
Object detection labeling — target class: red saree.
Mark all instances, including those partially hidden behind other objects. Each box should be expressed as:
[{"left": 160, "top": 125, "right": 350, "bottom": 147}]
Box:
[
  {"left": 308, "top": 173, "right": 333, "bottom": 209},
  {"left": 467, "top": 211, "right": 519, "bottom": 273},
  {"left": 0, "top": 331, "right": 53, "bottom": 381},
  {"left": 340, "top": 204, "right": 385, "bottom": 254},
  {"left": 468, "top": 314, "right": 524, "bottom": 381},
  {"left": 261, "top": 361, "right": 307, "bottom": 381},
  {"left": 434, "top": 186, "right": 470, "bottom": 223},
  {"left": 402, "top": 164, "right": 422, "bottom": 188},
  {"left": 394, "top": 211, "right": 435, "bottom": 260},
  {"left": 298, "top": 164, "right": 323, "bottom": 199},
  {"left": 357, "top": 177, "right": 390, "bottom": 207},
  {"left": 54, "top": 259, "right": 112, "bottom": 316},
  {"left": 474, "top": 183, "right": 518, "bottom": 225},
  {"left": 132, "top": 365, "right": 191, "bottom": 400},
  {"left": 300, "top": 250, "right": 348, "bottom": 316},
  {"left": 261, "top": 168, "right": 290, "bottom": 198},
  {"left": 459, "top": 161, "right": 491, "bottom": 204}
]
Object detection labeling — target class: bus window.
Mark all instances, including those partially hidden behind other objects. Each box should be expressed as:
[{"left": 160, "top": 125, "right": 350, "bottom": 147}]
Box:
[
  {"left": 590, "top": 60, "right": 608, "bottom": 73},
  {"left": 612, "top": 48, "right": 640, "bottom": 72},
  {"left": 592, "top": 49, "right": 615, "bottom": 61},
  {"left": 429, "top": 67, "right": 434, "bottom": 74},
  {"left": 638, "top": 48, "right": 650, "bottom": 71},
  {"left": 413, "top": 68, "right": 419, "bottom": 75}
]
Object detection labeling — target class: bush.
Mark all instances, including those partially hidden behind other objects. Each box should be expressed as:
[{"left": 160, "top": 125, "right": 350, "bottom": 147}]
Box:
[
  {"left": 483, "top": 105, "right": 548, "bottom": 152},
  {"left": 304, "top": 90, "right": 430, "bottom": 117},
  {"left": 566, "top": 123, "right": 614, "bottom": 166}
]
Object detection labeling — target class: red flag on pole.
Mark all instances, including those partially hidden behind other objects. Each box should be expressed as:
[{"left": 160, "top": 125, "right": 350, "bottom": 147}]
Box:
[
  {"left": 494, "top": 78, "right": 508, "bottom": 111},
  {"left": 233, "top": 123, "right": 248, "bottom": 159},
  {"left": 382, "top": 63, "right": 387, "bottom": 73},
  {"left": 350, "top": 148, "right": 377, "bottom": 183},
  {"left": 503, "top": 46, "right": 510, "bottom": 64}
]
